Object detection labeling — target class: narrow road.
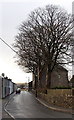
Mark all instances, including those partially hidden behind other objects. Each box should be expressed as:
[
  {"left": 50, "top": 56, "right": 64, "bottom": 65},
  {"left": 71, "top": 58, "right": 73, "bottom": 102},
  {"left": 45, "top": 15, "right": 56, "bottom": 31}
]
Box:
[{"left": 6, "top": 91, "right": 72, "bottom": 119}]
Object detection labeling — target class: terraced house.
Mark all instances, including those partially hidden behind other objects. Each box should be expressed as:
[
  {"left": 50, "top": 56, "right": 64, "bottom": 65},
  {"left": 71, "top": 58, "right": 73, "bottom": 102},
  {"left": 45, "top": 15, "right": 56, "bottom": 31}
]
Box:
[
  {"left": 0, "top": 76, "right": 17, "bottom": 99},
  {"left": 0, "top": 76, "right": 2, "bottom": 98}
]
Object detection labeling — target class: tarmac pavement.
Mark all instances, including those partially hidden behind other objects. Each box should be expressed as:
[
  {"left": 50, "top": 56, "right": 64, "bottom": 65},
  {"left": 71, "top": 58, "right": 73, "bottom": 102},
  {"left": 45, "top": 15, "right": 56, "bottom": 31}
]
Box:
[{"left": 2, "top": 93, "right": 15, "bottom": 119}]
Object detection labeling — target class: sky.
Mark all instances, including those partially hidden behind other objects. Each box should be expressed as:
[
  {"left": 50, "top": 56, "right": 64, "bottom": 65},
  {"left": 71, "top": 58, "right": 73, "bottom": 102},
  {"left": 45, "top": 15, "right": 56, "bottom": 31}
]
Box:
[{"left": 0, "top": 0, "right": 73, "bottom": 83}]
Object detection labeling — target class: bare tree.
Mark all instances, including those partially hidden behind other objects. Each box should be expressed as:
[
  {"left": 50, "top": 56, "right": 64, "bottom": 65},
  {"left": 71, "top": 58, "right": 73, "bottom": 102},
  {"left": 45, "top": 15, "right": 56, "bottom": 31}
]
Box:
[{"left": 13, "top": 5, "right": 73, "bottom": 88}]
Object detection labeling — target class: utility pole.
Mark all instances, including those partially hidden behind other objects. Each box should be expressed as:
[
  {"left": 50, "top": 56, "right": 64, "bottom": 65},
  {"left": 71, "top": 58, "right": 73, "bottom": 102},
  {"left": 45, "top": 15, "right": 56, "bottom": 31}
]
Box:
[{"left": 28, "top": 77, "right": 30, "bottom": 91}]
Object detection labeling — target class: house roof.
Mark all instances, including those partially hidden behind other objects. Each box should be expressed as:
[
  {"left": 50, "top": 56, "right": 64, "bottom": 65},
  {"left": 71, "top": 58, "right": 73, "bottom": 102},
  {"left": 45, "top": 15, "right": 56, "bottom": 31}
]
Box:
[{"left": 54, "top": 64, "right": 68, "bottom": 72}]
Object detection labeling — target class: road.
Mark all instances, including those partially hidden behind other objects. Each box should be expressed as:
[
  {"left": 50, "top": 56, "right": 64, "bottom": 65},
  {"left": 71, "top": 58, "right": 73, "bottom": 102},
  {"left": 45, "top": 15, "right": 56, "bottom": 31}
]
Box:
[{"left": 6, "top": 91, "right": 72, "bottom": 119}]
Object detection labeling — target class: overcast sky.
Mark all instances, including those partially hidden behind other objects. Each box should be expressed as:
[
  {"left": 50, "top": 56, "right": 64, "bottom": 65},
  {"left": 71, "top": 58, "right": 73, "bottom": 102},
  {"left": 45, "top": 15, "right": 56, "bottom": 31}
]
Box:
[{"left": 0, "top": 0, "right": 73, "bottom": 83}]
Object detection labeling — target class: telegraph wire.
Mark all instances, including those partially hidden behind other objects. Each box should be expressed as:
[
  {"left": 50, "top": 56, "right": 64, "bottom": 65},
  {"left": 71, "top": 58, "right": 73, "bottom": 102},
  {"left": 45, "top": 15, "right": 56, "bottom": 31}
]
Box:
[{"left": 0, "top": 37, "right": 19, "bottom": 56}]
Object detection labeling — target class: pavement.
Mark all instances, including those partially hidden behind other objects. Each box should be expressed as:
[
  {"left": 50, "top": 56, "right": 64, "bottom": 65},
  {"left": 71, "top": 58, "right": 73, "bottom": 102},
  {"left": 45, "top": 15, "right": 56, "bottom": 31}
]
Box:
[{"left": 2, "top": 92, "right": 15, "bottom": 119}]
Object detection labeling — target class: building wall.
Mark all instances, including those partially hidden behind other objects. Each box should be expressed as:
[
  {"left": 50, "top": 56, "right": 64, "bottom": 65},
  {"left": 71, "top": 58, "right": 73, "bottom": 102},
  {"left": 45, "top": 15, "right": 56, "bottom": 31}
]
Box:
[
  {"left": 51, "top": 69, "right": 68, "bottom": 88},
  {"left": 9, "top": 80, "right": 14, "bottom": 94},
  {"left": 0, "top": 77, "right": 2, "bottom": 98},
  {"left": 2, "top": 78, "right": 9, "bottom": 98},
  {"left": 37, "top": 65, "right": 69, "bottom": 88},
  {"left": 69, "top": 75, "right": 74, "bottom": 87},
  {"left": 0, "top": 77, "right": 17, "bottom": 99}
]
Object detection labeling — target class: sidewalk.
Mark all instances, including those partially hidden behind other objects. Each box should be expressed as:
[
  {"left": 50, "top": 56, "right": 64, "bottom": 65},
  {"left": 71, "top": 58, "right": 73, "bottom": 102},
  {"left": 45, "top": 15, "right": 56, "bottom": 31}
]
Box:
[{"left": 2, "top": 93, "right": 15, "bottom": 119}]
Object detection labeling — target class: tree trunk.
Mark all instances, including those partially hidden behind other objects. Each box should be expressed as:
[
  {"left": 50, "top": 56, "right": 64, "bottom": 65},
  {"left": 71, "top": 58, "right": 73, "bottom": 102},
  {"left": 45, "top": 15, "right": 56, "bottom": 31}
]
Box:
[
  {"left": 37, "top": 59, "right": 42, "bottom": 88},
  {"left": 46, "top": 64, "right": 52, "bottom": 88},
  {"left": 37, "top": 66, "right": 42, "bottom": 88}
]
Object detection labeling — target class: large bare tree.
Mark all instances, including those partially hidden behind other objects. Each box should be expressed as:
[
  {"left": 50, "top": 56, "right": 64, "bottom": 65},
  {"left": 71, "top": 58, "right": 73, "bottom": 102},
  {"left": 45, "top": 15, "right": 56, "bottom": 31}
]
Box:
[{"left": 13, "top": 5, "right": 73, "bottom": 88}]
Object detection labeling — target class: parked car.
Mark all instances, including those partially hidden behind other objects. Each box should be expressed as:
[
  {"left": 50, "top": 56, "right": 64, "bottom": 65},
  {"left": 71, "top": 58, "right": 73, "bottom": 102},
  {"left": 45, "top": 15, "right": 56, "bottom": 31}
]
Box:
[{"left": 16, "top": 88, "right": 21, "bottom": 94}]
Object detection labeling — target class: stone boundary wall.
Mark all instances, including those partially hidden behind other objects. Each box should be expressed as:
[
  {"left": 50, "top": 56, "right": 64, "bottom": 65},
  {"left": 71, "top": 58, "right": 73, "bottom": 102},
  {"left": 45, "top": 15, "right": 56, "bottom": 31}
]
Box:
[{"left": 32, "top": 89, "right": 72, "bottom": 108}]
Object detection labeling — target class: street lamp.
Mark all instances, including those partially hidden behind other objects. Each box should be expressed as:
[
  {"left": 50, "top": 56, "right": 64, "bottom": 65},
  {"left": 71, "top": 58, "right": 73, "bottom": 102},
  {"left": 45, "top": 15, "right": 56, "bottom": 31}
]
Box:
[
  {"left": 26, "top": 76, "right": 30, "bottom": 91},
  {"left": 2, "top": 77, "right": 3, "bottom": 99},
  {"left": 28, "top": 77, "right": 30, "bottom": 91}
]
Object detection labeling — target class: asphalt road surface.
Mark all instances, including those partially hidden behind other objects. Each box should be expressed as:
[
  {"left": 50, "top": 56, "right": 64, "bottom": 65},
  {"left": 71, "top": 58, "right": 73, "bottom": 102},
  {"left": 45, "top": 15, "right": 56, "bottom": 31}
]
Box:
[{"left": 6, "top": 91, "right": 72, "bottom": 119}]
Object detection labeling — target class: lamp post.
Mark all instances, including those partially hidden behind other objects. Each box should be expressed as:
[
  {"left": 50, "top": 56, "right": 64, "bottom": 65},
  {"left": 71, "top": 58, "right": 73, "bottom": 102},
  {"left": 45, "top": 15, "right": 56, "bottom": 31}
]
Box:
[
  {"left": 28, "top": 77, "right": 30, "bottom": 91},
  {"left": 26, "top": 76, "right": 30, "bottom": 91},
  {"left": 2, "top": 77, "right": 3, "bottom": 99},
  {"left": 35, "top": 74, "right": 38, "bottom": 97}
]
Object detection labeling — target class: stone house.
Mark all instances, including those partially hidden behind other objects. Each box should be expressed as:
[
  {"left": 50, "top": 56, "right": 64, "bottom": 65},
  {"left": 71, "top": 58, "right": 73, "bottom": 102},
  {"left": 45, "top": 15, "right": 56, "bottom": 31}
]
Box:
[
  {"left": 32, "top": 65, "right": 69, "bottom": 89},
  {"left": 50, "top": 65, "right": 69, "bottom": 88},
  {"left": 69, "top": 75, "right": 74, "bottom": 87}
]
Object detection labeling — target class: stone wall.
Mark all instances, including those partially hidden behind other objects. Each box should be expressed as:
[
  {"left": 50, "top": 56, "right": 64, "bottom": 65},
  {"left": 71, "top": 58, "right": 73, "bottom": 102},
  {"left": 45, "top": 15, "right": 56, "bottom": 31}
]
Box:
[{"left": 37, "top": 89, "right": 72, "bottom": 109}]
